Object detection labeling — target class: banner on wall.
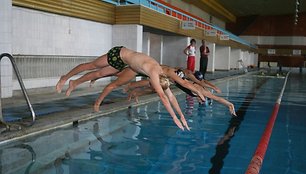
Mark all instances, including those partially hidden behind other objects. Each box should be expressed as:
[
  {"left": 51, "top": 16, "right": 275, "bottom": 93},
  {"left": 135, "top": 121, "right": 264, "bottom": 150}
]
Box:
[
  {"left": 205, "top": 29, "right": 217, "bottom": 36},
  {"left": 293, "top": 49, "right": 301, "bottom": 55},
  {"left": 267, "top": 49, "right": 276, "bottom": 55},
  {"left": 181, "top": 21, "right": 196, "bottom": 30},
  {"left": 220, "top": 34, "right": 229, "bottom": 40}
]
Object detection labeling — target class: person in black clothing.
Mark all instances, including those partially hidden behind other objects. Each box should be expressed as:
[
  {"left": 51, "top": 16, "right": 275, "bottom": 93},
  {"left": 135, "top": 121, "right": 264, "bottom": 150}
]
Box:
[{"left": 199, "top": 40, "right": 210, "bottom": 78}]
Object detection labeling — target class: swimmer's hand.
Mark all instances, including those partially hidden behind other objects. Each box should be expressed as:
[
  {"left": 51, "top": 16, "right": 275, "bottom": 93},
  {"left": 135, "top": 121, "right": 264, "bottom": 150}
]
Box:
[
  {"left": 197, "top": 92, "right": 205, "bottom": 103},
  {"left": 229, "top": 104, "right": 237, "bottom": 116},
  {"left": 180, "top": 116, "right": 190, "bottom": 131},
  {"left": 128, "top": 91, "right": 139, "bottom": 103},
  {"left": 214, "top": 87, "right": 222, "bottom": 94},
  {"left": 173, "top": 117, "right": 184, "bottom": 131}
]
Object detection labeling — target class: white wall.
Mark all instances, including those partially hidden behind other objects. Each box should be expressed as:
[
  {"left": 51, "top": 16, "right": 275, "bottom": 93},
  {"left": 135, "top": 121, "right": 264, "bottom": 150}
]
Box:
[
  {"left": 162, "top": 36, "right": 189, "bottom": 68},
  {"left": 112, "top": 24, "right": 143, "bottom": 52},
  {"left": 242, "top": 51, "right": 250, "bottom": 67},
  {"left": 142, "top": 32, "right": 150, "bottom": 55},
  {"left": 215, "top": 46, "right": 230, "bottom": 70},
  {"left": 241, "top": 36, "right": 306, "bottom": 45},
  {"left": 0, "top": 0, "right": 13, "bottom": 98},
  {"left": 252, "top": 53, "right": 258, "bottom": 66},
  {"left": 12, "top": 7, "right": 112, "bottom": 56},
  {"left": 230, "top": 49, "right": 242, "bottom": 69},
  {"left": 149, "top": 33, "right": 162, "bottom": 63},
  {"left": 1, "top": 7, "right": 115, "bottom": 98}
]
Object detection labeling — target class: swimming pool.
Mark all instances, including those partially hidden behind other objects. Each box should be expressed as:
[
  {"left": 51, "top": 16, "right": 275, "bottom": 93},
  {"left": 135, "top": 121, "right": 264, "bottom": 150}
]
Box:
[{"left": 0, "top": 70, "right": 305, "bottom": 174}]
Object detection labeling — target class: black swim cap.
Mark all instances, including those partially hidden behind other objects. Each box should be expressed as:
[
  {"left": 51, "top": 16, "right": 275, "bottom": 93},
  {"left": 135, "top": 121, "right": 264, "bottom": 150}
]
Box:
[{"left": 194, "top": 71, "right": 203, "bottom": 80}]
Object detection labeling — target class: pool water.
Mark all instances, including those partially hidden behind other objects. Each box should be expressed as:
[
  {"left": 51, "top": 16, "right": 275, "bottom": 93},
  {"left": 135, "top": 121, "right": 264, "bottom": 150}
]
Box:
[{"left": 0, "top": 71, "right": 305, "bottom": 174}]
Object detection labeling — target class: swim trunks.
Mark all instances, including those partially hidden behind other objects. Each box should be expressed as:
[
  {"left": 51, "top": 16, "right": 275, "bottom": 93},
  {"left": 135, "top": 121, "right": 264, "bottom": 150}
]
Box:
[{"left": 107, "top": 46, "right": 127, "bottom": 71}]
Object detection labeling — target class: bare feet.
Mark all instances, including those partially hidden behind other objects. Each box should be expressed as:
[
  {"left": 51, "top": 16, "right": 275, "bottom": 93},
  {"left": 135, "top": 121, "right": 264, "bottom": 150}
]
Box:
[
  {"left": 94, "top": 99, "right": 102, "bottom": 112},
  {"left": 128, "top": 91, "right": 139, "bottom": 103},
  {"left": 65, "top": 80, "right": 76, "bottom": 96},
  {"left": 55, "top": 76, "right": 67, "bottom": 93},
  {"left": 122, "top": 83, "right": 130, "bottom": 93},
  {"left": 89, "top": 79, "right": 96, "bottom": 88}
]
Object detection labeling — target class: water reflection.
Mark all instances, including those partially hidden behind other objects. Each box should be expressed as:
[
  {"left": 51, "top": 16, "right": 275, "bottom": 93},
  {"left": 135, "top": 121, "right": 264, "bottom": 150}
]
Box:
[
  {"left": 185, "top": 95, "right": 194, "bottom": 115},
  {"left": 0, "top": 143, "right": 36, "bottom": 174}
]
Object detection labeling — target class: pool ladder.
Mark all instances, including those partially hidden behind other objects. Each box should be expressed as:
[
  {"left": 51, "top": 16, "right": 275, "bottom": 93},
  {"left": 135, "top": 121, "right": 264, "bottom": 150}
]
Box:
[{"left": 0, "top": 53, "right": 36, "bottom": 132}]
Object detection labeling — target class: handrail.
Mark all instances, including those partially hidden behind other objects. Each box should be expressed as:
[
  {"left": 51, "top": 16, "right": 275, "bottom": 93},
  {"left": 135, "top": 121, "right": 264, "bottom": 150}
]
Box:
[
  {"left": 245, "top": 71, "right": 290, "bottom": 174},
  {"left": 104, "top": 0, "right": 257, "bottom": 48},
  {"left": 0, "top": 53, "right": 36, "bottom": 130},
  {"left": 11, "top": 144, "right": 36, "bottom": 174}
]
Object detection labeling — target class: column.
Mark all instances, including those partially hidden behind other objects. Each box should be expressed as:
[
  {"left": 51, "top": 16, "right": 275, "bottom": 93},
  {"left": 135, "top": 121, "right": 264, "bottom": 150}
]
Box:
[
  {"left": 0, "top": 0, "right": 13, "bottom": 98},
  {"left": 149, "top": 33, "right": 162, "bottom": 63},
  {"left": 142, "top": 32, "right": 150, "bottom": 55},
  {"left": 207, "top": 43, "right": 215, "bottom": 72},
  {"left": 215, "top": 45, "right": 230, "bottom": 70}
]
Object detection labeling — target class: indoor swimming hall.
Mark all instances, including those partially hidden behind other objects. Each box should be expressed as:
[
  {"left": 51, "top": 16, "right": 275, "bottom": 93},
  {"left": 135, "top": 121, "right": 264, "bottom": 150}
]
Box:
[{"left": 1, "top": 0, "right": 305, "bottom": 174}]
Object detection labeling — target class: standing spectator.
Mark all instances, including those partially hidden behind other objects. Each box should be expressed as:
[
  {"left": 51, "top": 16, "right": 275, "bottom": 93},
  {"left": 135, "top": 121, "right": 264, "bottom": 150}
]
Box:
[
  {"left": 184, "top": 39, "right": 196, "bottom": 72},
  {"left": 199, "top": 39, "right": 210, "bottom": 78}
]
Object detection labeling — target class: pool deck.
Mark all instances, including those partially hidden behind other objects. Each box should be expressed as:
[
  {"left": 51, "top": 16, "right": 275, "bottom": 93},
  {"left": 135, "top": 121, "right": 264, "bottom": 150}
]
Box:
[{"left": 0, "top": 69, "right": 253, "bottom": 144}]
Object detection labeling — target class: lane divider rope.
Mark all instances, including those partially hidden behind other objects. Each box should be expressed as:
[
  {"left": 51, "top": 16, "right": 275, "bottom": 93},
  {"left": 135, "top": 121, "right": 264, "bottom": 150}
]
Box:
[{"left": 245, "top": 71, "right": 290, "bottom": 174}]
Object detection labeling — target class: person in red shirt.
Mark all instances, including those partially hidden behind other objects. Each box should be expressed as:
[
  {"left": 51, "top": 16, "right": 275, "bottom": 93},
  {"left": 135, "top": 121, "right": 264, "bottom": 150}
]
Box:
[
  {"left": 184, "top": 39, "right": 196, "bottom": 72},
  {"left": 199, "top": 39, "right": 210, "bottom": 78}
]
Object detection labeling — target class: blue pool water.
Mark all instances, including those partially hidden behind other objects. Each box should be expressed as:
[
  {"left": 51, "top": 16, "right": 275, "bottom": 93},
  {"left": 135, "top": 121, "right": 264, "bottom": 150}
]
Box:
[{"left": 0, "top": 71, "right": 305, "bottom": 174}]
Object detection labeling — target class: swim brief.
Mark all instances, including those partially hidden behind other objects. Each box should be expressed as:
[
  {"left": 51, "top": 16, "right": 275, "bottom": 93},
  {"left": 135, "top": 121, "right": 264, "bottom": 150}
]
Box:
[
  {"left": 107, "top": 46, "right": 128, "bottom": 71},
  {"left": 174, "top": 69, "right": 197, "bottom": 97}
]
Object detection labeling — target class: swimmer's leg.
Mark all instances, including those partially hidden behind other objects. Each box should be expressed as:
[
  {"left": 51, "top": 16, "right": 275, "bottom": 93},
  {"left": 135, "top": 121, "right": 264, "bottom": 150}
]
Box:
[
  {"left": 66, "top": 66, "right": 119, "bottom": 96},
  {"left": 56, "top": 54, "right": 107, "bottom": 93}
]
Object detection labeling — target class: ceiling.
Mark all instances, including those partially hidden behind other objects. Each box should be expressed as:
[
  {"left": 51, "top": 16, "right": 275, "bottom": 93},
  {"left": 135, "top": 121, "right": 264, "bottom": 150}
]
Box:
[{"left": 216, "top": 0, "right": 306, "bottom": 17}]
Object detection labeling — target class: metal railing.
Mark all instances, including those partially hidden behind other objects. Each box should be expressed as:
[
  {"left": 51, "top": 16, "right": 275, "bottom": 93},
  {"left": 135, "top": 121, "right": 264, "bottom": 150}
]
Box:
[{"left": 0, "top": 53, "right": 36, "bottom": 131}]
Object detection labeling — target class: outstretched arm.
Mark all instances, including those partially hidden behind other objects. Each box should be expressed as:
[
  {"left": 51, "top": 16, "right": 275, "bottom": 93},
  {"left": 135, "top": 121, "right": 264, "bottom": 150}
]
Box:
[
  {"left": 199, "top": 87, "right": 236, "bottom": 116},
  {"left": 201, "top": 80, "right": 221, "bottom": 93},
  {"left": 169, "top": 72, "right": 205, "bottom": 102},
  {"left": 149, "top": 74, "right": 185, "bottom": 130},
  {"left": 164, "top": 88, "right": 190, "bottom": 130},
  {"left": 184, "top": 69, "right": 221, "bottom": 93}
]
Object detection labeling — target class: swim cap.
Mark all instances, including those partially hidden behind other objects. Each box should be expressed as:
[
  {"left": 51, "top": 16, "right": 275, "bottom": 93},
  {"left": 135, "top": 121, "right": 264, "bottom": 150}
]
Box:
[
  {"left": 175, "top": 69, "right": 185, "bottom": 79},
  {"left": 194, "top": 71, "right": 203, "bottom": 80}
]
